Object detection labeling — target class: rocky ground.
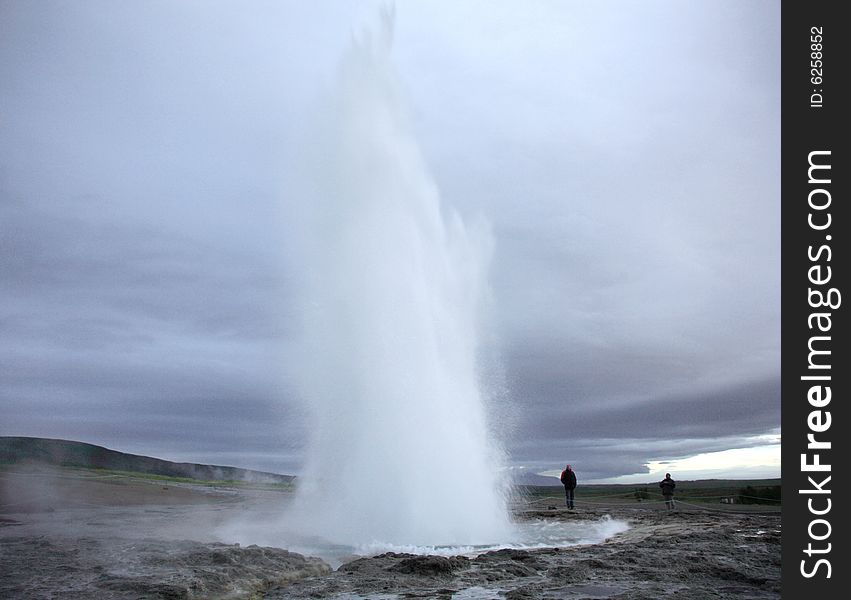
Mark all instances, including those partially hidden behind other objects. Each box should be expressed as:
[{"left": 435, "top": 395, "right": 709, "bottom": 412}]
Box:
[
  {"left": 0, "top": 468, "right": 780, "bottom": 599},
  {"left": 0, "top": 536, "right": 330, "bottom": 599},
  {"left": 266, "top": 507, "right": 781, "bottom": 599}
]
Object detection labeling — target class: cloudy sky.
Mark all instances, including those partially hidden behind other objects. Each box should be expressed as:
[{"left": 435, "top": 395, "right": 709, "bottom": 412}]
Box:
[{"left": 1, "top": 1, "right": 780, "bottom": 482}]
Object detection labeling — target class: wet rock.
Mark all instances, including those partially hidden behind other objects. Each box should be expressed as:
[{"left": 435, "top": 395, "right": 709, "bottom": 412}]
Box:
[
  {"left": 548, "top": 562, "right": 590, "bottom": 583},
  {"left": 338, "top": 551, "right": 409, "bottom": 573},
  {"left": 504, "top": 582, "right": 544, "bottom": 599},
  {"left": 390, "top": 555, "right": 469, "bottom": 576},
  {"left": 478, "top": 548, "right": 543, "bottom": 567},
  {"left": 96, "top": 576, "right": 190, "bottom": 599},
  {"left": 0, "top": 537, "right": 330, "bottom": 600}
]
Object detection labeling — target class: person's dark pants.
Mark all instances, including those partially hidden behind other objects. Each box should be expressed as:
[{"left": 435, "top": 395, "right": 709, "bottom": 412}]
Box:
[
  {"left": 664, "top": 494, "right": 674, "bottom": 509},
  {"left": 564, "top": 487, "right": 575, "bottom": 509}
]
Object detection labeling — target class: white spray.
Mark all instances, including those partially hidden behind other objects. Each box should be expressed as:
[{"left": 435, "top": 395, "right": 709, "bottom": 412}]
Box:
[{"left": 289, "top": 9, "right": 512, "bottom": 547}]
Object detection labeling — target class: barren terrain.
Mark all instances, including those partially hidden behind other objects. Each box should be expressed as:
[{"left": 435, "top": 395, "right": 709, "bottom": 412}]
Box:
[{"left": 0, "top": 467, "right": 780, "bottom": 599}]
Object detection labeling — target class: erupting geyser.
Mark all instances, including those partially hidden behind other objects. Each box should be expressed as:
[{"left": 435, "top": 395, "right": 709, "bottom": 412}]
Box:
[{"left": 290, "top": 10, "right": 512, "bottom": 547}]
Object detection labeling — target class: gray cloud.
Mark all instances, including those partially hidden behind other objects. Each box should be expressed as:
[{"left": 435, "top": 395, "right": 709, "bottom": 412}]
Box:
[
  {"left": 513, "top": 377, "right": 779, "bottom": 444},
  {"left": 1, "top": 1, "right": 779, "bottom": 479}
]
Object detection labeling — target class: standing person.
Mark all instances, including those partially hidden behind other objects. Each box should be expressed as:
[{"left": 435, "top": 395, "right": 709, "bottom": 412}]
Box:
[
  {"left": 659, "top": 473, "right": 676, "bottom": 509},
  {"left": 560, "top": 464, "right": 577, "bottom": 509}
]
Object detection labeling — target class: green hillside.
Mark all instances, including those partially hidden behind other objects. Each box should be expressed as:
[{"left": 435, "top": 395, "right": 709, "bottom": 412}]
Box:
[{"left": 0, "top": 436, "right": 294, "bottom": 485}]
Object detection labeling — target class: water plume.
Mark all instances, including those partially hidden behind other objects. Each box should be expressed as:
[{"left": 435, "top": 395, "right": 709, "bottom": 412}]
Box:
[{"left": 288, "top": 8, "right": 512, "bottom": 547}]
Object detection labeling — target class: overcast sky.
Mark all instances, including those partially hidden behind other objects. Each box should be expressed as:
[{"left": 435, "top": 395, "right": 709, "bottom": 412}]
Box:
[{"left": 1, "top": 1, "right": 780, "bottom": 482}]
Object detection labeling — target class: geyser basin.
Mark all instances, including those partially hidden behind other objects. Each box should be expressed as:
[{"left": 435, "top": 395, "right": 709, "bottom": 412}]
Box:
[
  {"left": 227, "top": 512, "right": 629, "bottom": 569},
  {"left": 349, "top": 516, "right": 630, "bottom": 558},
  {"left": 288, "top": 8, "right": 511, "bottom": 548}
]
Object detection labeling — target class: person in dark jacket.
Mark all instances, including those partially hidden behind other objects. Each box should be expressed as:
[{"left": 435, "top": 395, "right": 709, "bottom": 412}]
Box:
[
  {"left": 659, "top": 473, "right": 676, "bottom": 509},
  {"left": 560, "top": 464, "right": 577, "bottom": 509}
]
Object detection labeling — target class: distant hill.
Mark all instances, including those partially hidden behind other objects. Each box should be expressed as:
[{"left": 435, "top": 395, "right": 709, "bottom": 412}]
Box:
[
  {"left": 511, "top": 471, "right": 562, "bottom": 486},
  {"left": 0, "top": 437, "right": 294, "bottom": 484}
]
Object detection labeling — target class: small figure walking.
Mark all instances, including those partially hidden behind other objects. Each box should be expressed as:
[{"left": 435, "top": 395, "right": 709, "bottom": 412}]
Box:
[
  {"left": 659, "top": 473, "right": 676, "bottom": 509},
  {"left": 560, "top": 464, "right": 577, "bottom": 509}
]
